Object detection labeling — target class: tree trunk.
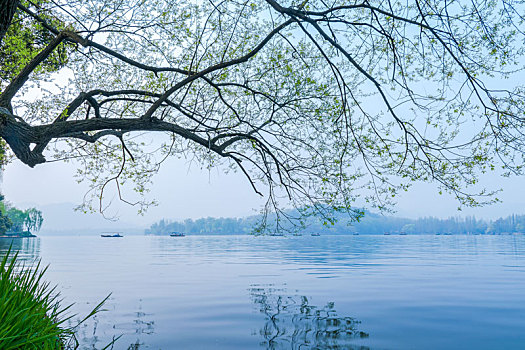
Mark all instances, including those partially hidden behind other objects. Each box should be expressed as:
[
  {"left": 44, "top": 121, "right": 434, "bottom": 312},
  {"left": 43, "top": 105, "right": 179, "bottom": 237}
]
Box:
[
  {"left": 0, "top": 107, "right": 45, "bottom": 167},
  {"left": 0, "top": 0, "right": 19, "bottom": 46}
]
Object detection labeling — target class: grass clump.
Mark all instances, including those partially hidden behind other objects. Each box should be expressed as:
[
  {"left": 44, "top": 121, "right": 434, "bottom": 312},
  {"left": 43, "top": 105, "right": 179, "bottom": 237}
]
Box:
[{"left": 0, "top": 248, "right": 109, "bottom": 349}]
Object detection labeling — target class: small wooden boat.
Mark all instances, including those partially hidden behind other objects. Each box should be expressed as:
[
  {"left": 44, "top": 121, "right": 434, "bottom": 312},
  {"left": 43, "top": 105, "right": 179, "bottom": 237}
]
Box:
[
  {"left": 311, "top": 233, "right": 320, "bottom": 236},
  {"left": 101, "top": 233, "right": 123, "bottom": 237},
  {"left": 170, "top": 232, "right": 185, "bottom": 237}
]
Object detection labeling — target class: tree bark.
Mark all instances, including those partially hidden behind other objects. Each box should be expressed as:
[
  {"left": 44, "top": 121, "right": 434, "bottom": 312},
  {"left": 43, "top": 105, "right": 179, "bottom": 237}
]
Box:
[
  {"left": 0, "top": 107, "right": 45, "bottom": 167},
  {"left": 0, "top": 0, "right": 19, "bottom": 45}
]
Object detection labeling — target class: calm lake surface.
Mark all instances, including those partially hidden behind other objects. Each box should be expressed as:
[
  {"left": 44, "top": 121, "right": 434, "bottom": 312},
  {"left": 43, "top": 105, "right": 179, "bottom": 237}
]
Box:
[{"left": 1, "top": 235, "right": 525, "bottom": 349}]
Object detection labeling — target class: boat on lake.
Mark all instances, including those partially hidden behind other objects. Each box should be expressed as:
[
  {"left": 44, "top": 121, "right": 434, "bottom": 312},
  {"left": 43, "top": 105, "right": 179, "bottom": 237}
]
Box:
[
  {"left": 311, "top": 233, "right": 321, "bottom": 236},
  {"left": 101, "top": 233, "right": 123, "bottom": 238},
  {"left": 292, "top": 233, "right": 302, "bottom": 236},
  {"left": 170, "top": 232, "right": 185, "bottom": 237}
]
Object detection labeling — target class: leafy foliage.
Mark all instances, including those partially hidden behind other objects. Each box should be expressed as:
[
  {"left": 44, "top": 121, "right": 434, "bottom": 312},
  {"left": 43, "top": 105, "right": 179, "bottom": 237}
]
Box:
[
  {"left": 5, "top": 205, "right": 43, "bottom": 233},
  {"left": 0, "top": 0, "right": 71, "bottom": 87},
  {"left": 147, "top": 211, "right": 525, "bottom": 235},
  {"left": 0, "top": 248, "right": 110, "bottom": 349},
  {"left": 0, "top": 195, "right": 12, "bottom": 235},
  {"left": 0, "top": 194, "right": 43, "bottom": 234},
  {"left": 1, "top": 0, "right": 525, "bottom": 230}
]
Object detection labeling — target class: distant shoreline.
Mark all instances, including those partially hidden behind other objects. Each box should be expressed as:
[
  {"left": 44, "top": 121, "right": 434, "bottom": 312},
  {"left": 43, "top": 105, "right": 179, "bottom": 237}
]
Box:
[{"left": 0, "top": 232, "right": 36, "bottom": 238}]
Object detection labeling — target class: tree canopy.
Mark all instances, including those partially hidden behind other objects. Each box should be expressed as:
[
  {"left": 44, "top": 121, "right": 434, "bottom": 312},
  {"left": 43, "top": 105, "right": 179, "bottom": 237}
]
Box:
[
  {"left": 5, "top": 205, "right": 43, "bottom": 233},
  {"left": 0, "top": 0, "right": 524, "bottom": 230},
  {"left": 0, "top": 194, "right": 43, "bottom": 234},
  {"left": 0, "top": 194, "right": 12, "bottom": 234}
]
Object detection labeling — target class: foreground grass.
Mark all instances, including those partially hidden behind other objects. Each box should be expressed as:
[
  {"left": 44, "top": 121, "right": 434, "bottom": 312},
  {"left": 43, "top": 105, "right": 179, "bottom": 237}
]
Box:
[{"left": 0, "top": 248, "right": 110, "bottom": 349}]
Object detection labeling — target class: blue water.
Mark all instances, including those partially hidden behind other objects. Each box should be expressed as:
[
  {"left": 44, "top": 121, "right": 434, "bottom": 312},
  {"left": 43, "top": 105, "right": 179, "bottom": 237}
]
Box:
[{"left": 1, "top": 235, "right": 525, "bottom": 349}]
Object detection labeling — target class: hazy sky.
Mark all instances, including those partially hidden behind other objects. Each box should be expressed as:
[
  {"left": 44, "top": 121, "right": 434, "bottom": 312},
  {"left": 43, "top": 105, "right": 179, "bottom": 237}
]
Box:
[
  {"left": 3, "top": 152, "right": 525, "bottom": 227},
  {"left": 2, "top": 156, "right": 266, "bottom": 225},
  {"left": 3, "top": 24, "right": 523, "bottom": 228}
]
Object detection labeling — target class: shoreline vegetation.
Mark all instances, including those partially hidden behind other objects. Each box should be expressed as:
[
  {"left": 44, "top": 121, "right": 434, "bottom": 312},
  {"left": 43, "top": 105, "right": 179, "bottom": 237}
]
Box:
[
  {"left": 0, "top": 231, "right": 36, "bottom": 238},
  {"left": 0, "top": 248, "right": 113, "bottom": 350},
  {"left": 0, "top": 195, "right": 43, "bottom": 238},
  {"left": 146, "top": 211, "right": 525, "bottom": 236}
]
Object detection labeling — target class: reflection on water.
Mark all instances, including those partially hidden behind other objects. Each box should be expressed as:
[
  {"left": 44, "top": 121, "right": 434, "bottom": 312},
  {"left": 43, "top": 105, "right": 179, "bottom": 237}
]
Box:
[
  {"left": 74, "top": 298, "right": 155, "bottom": 350},
  {"left": 3, "top": 235, "right": 525, "bottom": 349},
  {"left": 120, "top": 299, "right": 156, "bottom": 349},
  {"left": 250, "top": 285, "right": 369, "bottom": 350},
  {"left": 79, "top": 285, "right": 370, "bottom": 350},
  {"left": 0, "top": 237, "right": 40, "bottom": 261}
]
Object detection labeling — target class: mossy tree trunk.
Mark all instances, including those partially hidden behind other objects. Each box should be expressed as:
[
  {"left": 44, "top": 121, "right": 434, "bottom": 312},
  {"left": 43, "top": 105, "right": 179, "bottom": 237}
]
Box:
[{"left": 0, "top": 0, "right": 19, "bottom": 45}]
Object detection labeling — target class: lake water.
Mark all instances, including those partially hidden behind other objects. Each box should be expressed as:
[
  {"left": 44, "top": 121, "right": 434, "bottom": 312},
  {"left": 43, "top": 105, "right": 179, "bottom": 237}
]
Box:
[{"left": 1, "top": 235, "right": 525, "bottom": 349}]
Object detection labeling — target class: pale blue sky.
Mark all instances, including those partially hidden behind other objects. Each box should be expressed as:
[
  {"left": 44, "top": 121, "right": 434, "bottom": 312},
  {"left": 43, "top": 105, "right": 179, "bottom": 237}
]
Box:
[{"left": 3, "top": 18, "right": 523, "bottom": 227}]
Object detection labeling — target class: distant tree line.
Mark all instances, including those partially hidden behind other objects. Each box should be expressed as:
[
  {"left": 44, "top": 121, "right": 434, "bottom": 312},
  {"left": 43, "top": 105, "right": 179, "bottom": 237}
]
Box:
[
  {"left": 146, "top": 211, "right": 525, "bottom": 236},
  {"left": 146, "top": 217, "right": 257, "bottom": 235},
  {"left": 0, "top": 195, "right": 43, "bottom": 235}
]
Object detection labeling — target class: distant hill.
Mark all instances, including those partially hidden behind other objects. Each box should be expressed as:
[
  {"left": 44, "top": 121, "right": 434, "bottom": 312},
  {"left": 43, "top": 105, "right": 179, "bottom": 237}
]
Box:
[
  {"left": 12, "top": 201, "right": 525, "bottom": 236},
  {"left": 19, "top": 202, "right": 146, "bottom": 235},
  {"left": 146, "top": 211, "right": 525, "bottom": 235}
]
